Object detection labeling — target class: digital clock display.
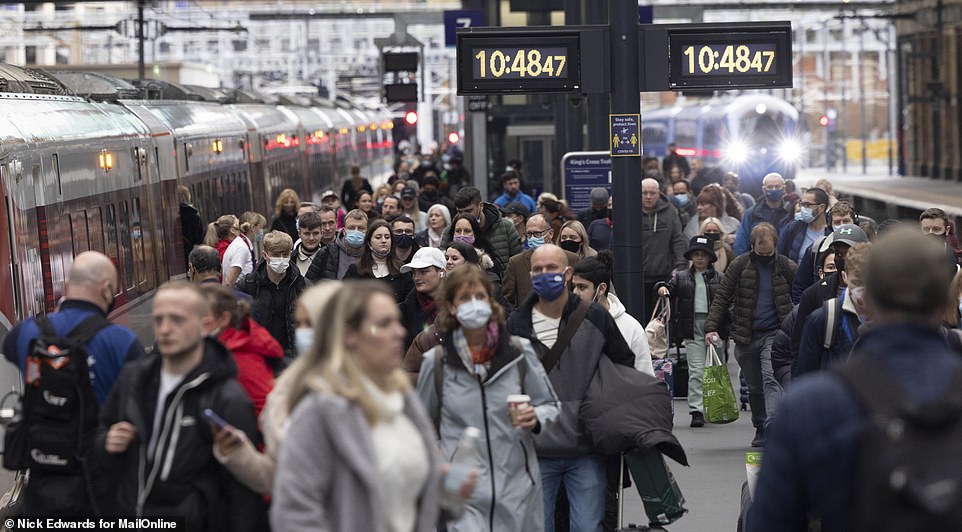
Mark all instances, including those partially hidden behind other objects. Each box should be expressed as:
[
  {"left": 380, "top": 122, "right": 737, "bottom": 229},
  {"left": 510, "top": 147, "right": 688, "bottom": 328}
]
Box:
[
  {"left": 457, "top": 33, "right": 580, "bottom": 94},
  {"left": 667, "top": 27, "right": 792, "bottom": 89},
  {"left": 681, "top": 44, "right": 777, "bottom": 76},
  {"left": 471, "top": 47, "right": 570, "bottom": 80}
]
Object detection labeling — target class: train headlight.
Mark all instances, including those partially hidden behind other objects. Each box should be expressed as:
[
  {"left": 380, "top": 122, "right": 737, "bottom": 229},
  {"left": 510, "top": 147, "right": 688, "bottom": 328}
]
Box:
[
  {"left": 778, "top": 139, "right": 803, "bottom": 164},
  {"left": 724, "top": 141, "right": 749, "bottom": 164}
]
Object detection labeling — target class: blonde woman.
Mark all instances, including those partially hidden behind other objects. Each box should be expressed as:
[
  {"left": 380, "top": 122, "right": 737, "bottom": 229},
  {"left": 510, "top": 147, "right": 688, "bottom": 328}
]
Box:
[
  {"left": 270, "top": 188, "right": 302, "bottom": 242},
  {"left": 211, "top": 283, "right": 343, "bottom": 495},
  {"left": 557, "top": 220, "right": 597, "bottom": 260},
  {"left": 272, "top": 281, "right": 443, "bottom": 532},
  {"left": 700, "top": 216, "right": 734, "bottom": 273},
  {"left": 222, "top": 211, "right": 266, "bottom": 287},
  {"left": 204, "top": 214, "right": 239, "bottom": 262}
]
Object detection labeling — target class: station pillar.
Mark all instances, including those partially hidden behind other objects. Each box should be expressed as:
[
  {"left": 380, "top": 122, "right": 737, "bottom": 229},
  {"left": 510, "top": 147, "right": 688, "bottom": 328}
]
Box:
[{"left": 609, "top": 0, "right": 644, "bottom": 318}]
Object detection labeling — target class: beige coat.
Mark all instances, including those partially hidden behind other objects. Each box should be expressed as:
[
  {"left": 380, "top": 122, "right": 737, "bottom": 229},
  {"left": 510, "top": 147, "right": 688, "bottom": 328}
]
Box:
[{"left": 270, "top": 390, "right": 442, "bottom": 532}]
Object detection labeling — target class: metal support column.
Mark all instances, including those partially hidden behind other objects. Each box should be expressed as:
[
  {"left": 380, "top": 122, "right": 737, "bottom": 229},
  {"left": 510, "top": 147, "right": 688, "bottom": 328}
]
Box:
[
  {"left": 586, "top": 0, "right": 610, "bottom": 150},
  {"left": 609, "top": 0, "right": 643, "bottom": 317}
]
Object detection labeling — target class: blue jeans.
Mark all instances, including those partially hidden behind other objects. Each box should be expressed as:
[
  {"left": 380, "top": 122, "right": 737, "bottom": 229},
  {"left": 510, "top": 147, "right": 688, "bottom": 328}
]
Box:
[{"left": 540, "top": 455, "right": 606, "bottom": 532}]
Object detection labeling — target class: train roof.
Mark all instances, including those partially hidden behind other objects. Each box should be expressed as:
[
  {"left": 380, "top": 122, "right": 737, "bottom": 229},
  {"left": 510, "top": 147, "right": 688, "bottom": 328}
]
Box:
[{"left": 0, "top": 63, "right": 72, "bottom": 96}]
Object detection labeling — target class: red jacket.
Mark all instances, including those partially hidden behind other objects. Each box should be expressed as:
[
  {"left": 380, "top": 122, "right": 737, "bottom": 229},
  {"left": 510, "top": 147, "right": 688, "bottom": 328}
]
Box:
[
  {"left": 218, "top": 318, "right": 283, "bottom": 416},
  {"left": 216, "top": 238, "right": 232, "bottom": 261}
]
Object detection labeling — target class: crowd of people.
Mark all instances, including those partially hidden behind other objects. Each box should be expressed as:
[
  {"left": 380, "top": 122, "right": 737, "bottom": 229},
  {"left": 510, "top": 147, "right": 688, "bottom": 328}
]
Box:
[{"left": 4, "top": 142, "right": 962, "bottom": 532}]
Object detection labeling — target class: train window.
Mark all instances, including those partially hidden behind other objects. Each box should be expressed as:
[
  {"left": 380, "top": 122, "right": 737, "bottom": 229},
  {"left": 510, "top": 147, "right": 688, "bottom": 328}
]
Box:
[
  {"left": 51, "top": 154, "right": 62, "bottom": 196},
  {"left": 69, "top": 211, "right": 89, "bottom": 256},
  {"left": 86, "top": 208, "right": 104, "bottom": 254},
  {"left": 131, "top": 198, "right": 146, "bottom": 284},
  {"left": 642, "top": 124, "right": 668, "bottom": 146},
  {"left": 133, "top": 148, "right": 143, "bottom": 181},
  {"left": 118, "top": 201, "right": 135, "bottom": 290},
  {"left": 105, "top": 204, "right": 118, "bottom": 264},
  {"left": 702, "top": 121, "right": 728, "bottom": 150},
  {"left": 674, "top": 120, "right": 698, "bottom": 148}
]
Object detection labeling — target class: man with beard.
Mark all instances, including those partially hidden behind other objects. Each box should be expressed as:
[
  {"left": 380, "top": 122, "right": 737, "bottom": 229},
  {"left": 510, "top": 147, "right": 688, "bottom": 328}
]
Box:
[
  {"left": 291, "top": 211, "right": 323, "bottom": 276},
  {"left": 97, "top": 282, "right": 265, "bottom": 530},
  {"left": 305, "top": 209, "right": 369, "bottom": 281}
]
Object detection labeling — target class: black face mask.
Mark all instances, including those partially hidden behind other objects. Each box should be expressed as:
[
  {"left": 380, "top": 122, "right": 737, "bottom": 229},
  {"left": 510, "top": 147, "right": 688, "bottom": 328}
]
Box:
[
  {"left": 752, "top": 252, "right": 774, "bottom": 264},
  {"left": 422, "top": 189, "right": 439, "bottom": 201},
  {"left": 834, "top": 255, "right": 846, "bottom": 274},
  {"left": 703, "top": 232, "right": 721, "bottom": 243},
  {"left": 560, "top": 240, "right": 581, "bottom": 254}
]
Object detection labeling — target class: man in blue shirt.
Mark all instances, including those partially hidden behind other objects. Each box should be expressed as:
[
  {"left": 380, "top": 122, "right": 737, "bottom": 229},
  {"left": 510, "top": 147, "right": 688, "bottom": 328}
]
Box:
[
  {"left": 2, "top": 251, "right": 145, "bottom": 516},
  {"left": 749, "top": 228, "right": 959, "bottom": 531},
  {"left": 493, "top": 170, "right": 537, "bottom": 213}
]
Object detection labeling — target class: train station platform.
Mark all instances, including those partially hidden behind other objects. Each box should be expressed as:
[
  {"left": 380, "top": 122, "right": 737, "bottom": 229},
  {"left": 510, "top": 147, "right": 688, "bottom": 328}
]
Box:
[{"left": 796, "top": 166, "right": 962, "bottom": 224}]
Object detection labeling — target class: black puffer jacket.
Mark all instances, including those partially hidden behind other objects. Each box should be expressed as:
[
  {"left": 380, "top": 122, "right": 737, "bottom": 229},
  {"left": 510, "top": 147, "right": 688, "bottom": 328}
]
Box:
[
  {"left": 705, "top": 253, "right": 797, "bottom": 345},
  {"left": 96, "top": 339, "right": 264, "bottom": 531},
  {"left": 657, "top": 267, "right": 726, "bottom": 344},
  {"left": 237, "top": 262, "right": 306, "bottom": 358}
]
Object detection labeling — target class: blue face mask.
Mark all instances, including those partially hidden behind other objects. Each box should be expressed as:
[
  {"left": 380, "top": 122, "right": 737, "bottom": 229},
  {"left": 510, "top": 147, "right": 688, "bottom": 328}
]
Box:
[
  {"left": 526, "top": 236, "right": 546, "bottom": 250},
  {"left": 675, "top": 194, "right": 689, "bottom": 206},
  {"left": 344, "top": 229, "right": 365, "bottom": 247},
  {"left": 764, "top": 189, "right": 784, "bottom": 203},
  {"left": 531, "top": 271, "right": 567, "bottom": 301},
  {"left": 795, "top": 207, "right": 815, "bottom": 223}
]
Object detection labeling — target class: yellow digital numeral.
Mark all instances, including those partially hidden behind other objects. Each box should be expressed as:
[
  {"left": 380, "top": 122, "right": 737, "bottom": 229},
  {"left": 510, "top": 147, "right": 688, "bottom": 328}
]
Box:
[
  {"left": 527, "top": 50, "right": 543, "bottom": 77},
  {"left": 762, "top": 50, "right": 775, "bottom": 72},
  {"left": 475, "top": 50, "right": 486, "bottom": 78},
  {"left": 750, "top": 51, "right": 763, "bottom": 72},
  {"left": 555, "top": 55, "right": 567, "bottom": 77},
  {"left": 511, "top": 50, "right": 526, "bottom": 77},
  {"left": 719, "top": 45, "right": 734, "bottom": 73},
  {"left": 490, "top": 50, "right": 507, "bottom": 78},
  {"left": 542, "top": 55, "right": 555, "bottom": 76},
  {"left": 683, "top": 46, "right": 695, "bottom": 74},
  {"left": 734, "top": 45, "right": 751, "bottom": 73}
]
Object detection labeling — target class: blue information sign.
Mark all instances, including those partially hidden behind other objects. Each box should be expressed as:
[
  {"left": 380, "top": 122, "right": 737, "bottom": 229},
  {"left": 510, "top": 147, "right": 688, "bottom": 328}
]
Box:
[
  {"left": 610, "top": 114, "right": 641, "bottom": 157},
  {"left": 638, "top": 5, "right": 653, "bottom": 23},
  {"left": 562, "top": 151, "right": 611, "bottom": 213},
  {"left": 445, "top": 10, "right": 486, "bottom": 48}
]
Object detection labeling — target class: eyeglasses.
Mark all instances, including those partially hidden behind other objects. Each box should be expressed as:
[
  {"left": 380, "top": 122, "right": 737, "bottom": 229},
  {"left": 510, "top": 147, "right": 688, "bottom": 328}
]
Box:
[
  {"left": 525, "top": 229, "right": 550, "bottom": 239},
  {"left": 393, "top": 229, "right": 415, "bottom": 236}
]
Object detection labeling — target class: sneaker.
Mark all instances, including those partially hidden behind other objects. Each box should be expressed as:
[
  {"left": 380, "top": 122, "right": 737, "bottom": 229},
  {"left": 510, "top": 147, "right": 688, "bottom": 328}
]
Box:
[
  {"left": 750, "top": 427, "right": 766, "bottom": 447},
  {"left": 690, "top": 411, "right": 705, "bottom": 427}
]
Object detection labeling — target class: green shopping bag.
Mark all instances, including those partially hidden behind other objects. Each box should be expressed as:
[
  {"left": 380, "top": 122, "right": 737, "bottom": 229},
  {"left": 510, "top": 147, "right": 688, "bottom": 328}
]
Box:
[{"left": 703, "top": 344, "right": 739, "bottom": 424}]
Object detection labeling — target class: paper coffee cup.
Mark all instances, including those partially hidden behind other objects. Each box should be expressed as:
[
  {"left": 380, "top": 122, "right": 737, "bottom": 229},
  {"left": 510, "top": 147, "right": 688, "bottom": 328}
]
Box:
[{"left": 507, "top": 394, "right": 531, "bottom": 425}]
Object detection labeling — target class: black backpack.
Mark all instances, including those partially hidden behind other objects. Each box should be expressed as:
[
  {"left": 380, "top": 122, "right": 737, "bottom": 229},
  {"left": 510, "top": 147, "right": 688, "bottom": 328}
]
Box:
[
  {"left": 833, "top": 353, "right": 962, "bottom": 531},
  {"left": 4, "top": 314, "right": 110, "bottom": 474}
]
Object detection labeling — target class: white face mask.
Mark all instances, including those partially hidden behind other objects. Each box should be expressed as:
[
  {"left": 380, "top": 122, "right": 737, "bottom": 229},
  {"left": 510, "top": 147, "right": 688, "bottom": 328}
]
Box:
[
  {"left": 268, "top": 257, "right": 289, "bottom": 274},
  {"left": 456, "top": 299, "right": 492, "bottom": 329},
  {"left": 295, "top": 327, "right": 314, "bottom": 354}
]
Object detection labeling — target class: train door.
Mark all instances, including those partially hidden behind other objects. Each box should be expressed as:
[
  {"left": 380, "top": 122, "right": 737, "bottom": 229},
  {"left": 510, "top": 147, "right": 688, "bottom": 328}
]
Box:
[
  {"left": 505, "top": 124, "right": 555, "bottom": 198},
  {"left": 136, "top": 145, "right": 164, "bottom": 289},
  {"left": 0, "top": 164, "right": 21, "bottom": 333}
]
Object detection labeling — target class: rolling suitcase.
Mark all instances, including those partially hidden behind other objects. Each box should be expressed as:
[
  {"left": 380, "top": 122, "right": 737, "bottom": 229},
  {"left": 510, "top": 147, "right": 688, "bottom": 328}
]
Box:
[
  {"left": 615, "top": 453, "right": 670, "bottom": 532},
  {"left": 672, "top": 345, "right": 688, "bottom": 399}
]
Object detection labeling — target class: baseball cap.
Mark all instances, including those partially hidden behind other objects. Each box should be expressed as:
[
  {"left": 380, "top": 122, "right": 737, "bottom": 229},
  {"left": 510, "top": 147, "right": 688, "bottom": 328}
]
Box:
[
  {"left": 819, "top": 223, "right": 868, "bottom": 253},
  {"left": 401, "top": 186, "right": 417, "bottom": 200},
  {"left": 400, "top": 247, "right": 446, "bottom": 273},
  {"left": 590, "top": 187, "right": 610, "bottom": 206},
  {"left": 320, "top": 189, "right": 337, "bottom": 201}
]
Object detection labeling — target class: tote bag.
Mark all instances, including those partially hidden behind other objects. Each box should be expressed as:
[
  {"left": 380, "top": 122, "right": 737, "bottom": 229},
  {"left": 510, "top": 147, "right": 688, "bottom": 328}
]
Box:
[
  {"left": 645, "top": 295, "right": 670, "bottom": 359},
  {"left": 703, "top": 344, "right": 739, "bottom": 424}
]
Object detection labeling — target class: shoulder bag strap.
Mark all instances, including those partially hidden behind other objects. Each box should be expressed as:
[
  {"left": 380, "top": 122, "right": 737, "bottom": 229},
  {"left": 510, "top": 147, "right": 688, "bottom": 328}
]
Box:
[
  {"left": 542, "top": 299, "right": 591, "bottom": 374},
  {"left": 35, "top": 315, "right": 57, "bottom": 337},
  {"left": 433, "top": 351, "right": 445, "bottom": 415},
  {"left": 823, "top": 298, "right": 838, "bottom": 350},
  {"left": 68, "top": 314, "right": 112, "bottom": 346}
]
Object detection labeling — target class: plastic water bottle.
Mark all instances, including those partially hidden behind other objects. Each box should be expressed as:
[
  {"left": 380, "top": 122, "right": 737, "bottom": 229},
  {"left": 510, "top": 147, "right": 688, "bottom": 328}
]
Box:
[{"left": 440, "top": 426, "right": 481, "bottom": 517}]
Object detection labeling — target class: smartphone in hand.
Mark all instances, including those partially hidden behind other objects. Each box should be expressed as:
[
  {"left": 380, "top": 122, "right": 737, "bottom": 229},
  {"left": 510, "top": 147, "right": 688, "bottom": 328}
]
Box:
[{"left": 202, "top": 408, "right": 229, "bottom": 430}]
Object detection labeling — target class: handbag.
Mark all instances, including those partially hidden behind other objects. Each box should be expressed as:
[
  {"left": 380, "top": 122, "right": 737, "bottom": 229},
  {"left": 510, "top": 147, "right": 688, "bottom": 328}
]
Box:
[
  {"left": 645, "top": 295, "right": 670, "bottom": 359},
  {"left": 703, "top": 344, "right": 740, "bottom": 424}
]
